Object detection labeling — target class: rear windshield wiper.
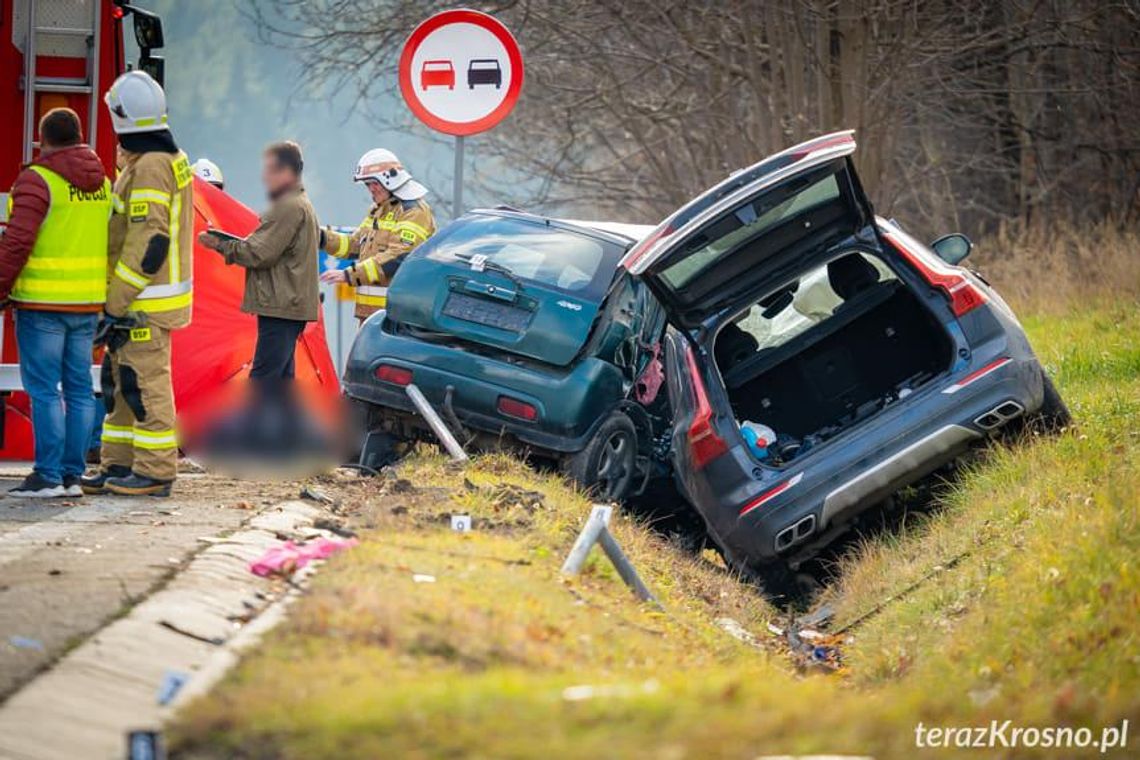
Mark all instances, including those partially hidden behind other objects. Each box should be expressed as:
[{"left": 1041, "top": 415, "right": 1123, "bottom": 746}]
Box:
[{"left": 455, "top": 253, "right": 525, "bottom": 291}]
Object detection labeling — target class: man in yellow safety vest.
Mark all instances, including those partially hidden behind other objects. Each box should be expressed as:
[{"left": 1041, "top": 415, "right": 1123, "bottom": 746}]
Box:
[
  {"left": 319, "top": 148, "right": 436, "bottom": 320},
  {"left": 0, "top": 108, "right": 110, "bottom": 497},
  {"left": 81, "top": 71, "right": 193, "bottom": 497}
]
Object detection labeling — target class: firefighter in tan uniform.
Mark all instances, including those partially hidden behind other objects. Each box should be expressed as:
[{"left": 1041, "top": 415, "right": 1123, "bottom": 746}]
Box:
[
  {"left": 319, "top": 149, "right": 435, "bottom": 319},
  {"left": 82, "top": 71, "right": 193, "bottom": 497}
]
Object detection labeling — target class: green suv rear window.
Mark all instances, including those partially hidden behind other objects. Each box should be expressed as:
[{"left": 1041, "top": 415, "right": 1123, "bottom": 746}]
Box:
[{"left": 420, "top": 215, "right": 624, "bottom": 300}]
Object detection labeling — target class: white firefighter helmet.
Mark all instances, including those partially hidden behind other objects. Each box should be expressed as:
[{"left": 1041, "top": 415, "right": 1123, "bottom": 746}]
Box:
[
  {"left": 192, "top": 158, "right": 224, "bottom": 188},
  {"left": 103, "top": 70, "right": 168, "bottom": 134},
  {"left": 352, "top": 148, "right": 427, "bottom": 201}
]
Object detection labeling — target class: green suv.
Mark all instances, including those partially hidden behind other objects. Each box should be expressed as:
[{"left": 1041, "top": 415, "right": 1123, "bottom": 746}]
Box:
[{"left": 342, "top": 209, "right": 668, "bottom": 499}]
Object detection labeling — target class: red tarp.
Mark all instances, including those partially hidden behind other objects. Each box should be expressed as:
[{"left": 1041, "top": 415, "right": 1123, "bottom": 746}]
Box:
[{"left": 0, "top": 177, "right": 341, "bottom": 458}]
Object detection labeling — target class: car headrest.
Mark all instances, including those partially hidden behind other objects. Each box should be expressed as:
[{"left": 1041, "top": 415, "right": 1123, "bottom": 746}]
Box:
[{"left": 827, "top": 254, "right": 879, "bottom": 301}]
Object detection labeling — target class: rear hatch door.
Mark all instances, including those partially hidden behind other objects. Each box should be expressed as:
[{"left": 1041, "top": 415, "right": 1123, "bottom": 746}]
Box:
[
  {"left": 386, "top": 212, "right": 636, "bottom": 367},
  {"left": 623, "top": 131, "right": 874, "bottom": 329}
]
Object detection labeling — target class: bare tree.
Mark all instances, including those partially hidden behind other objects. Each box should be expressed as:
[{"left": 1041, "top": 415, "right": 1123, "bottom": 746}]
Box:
[{"left": 244, "top": 0, "right": 1140, "bottom": 235}]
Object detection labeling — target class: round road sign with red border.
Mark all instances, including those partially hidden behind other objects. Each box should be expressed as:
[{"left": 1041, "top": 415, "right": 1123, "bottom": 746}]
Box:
[{"left": 399, "top": 10, "right": 524, "bottom": 136}]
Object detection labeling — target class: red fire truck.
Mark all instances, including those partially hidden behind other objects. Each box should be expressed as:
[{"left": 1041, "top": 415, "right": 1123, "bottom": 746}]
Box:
[{"left": 0, "top": 0, "right": 340, "bottom": 459}]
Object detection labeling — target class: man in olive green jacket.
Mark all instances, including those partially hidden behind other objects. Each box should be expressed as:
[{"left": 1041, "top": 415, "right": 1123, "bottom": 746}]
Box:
[{"left": 198, "top": 141, "right": 319, "bottom": 389}]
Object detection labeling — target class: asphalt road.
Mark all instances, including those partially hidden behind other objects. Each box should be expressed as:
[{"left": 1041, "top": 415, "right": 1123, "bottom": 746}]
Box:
[{"left": 0, "top": 467, "right": 295, "bottom": 701}]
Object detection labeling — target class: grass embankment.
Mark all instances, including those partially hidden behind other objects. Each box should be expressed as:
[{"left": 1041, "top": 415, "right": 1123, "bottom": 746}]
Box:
[{"left": 171, "top": 301, "right": 1138, "bottom": 758}]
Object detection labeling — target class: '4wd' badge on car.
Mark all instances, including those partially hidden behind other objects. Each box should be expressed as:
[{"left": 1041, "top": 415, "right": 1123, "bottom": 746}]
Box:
[{"left": 557, "top": 300, "right": 582, "bottom": 311}]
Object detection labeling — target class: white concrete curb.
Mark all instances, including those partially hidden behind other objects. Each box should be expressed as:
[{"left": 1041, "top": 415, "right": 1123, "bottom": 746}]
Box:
[{"left": 0, "top": 500, "right": 323, "bottom": 760}]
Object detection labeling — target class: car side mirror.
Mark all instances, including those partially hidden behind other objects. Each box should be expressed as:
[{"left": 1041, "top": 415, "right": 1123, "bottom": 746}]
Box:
[{"left": 931, "top": 233, "right": 972, "bottom": 265}]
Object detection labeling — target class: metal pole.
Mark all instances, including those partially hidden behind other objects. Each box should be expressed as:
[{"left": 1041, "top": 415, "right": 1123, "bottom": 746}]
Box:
[
  {"left": 405, "top": 383, "right": 468, "bottom": 462},
  {"left": 560, "top": 506, "right": 613, "bottom": 574},
  {"left": 87, "top": 0, "right": 101, "bottom": 154},
  {"left": 23, "top": 0, "right": 38, "bottom": 163},
  {"left": 560, "top": 505, "right": 660, "bottom": 606},
  {"left": 452, "top": 134, "right": 465, "bottom": 220},
  {"left": 599, "top": 529, "right": 658, "bottom": 604}
]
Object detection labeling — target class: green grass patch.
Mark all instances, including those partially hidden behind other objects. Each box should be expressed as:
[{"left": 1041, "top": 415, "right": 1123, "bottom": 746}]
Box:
[{"left": 171, "top": 302, "right": 1140, "bottom": 759}]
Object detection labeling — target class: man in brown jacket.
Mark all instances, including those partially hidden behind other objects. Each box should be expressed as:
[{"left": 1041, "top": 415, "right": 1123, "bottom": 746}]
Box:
[{"left": 198, "top": 141, "right": 319, "bottom": 392}]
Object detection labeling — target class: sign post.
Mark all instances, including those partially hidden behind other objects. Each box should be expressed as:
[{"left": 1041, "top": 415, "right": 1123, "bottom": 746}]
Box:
[
  {"left": 453, "top": 135, "right": 464, "bottom": 218},
  {"left": 399, "top": 10, "right": 524, "bottom": 219}
]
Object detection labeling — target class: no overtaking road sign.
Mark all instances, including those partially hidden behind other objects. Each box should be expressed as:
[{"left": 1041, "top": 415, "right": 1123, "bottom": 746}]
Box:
[
  {"left": 399, "top": 9, "right": 524, "bottom": 137},
  {"left": 399, "top": 10, "right": 524, "bottom": 218}
]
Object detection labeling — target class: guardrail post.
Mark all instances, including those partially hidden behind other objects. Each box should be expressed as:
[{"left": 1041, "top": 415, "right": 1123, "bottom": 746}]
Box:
[
  {"left": 561, "top": 505, "right": 659, "bottom": 606},
  {"left": 405, "top": 383, "right": 469, "bottom": 463}
]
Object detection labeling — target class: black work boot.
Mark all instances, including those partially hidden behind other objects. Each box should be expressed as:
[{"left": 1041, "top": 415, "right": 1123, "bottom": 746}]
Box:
[
  {"left": 80, "top": 465, "right": 131, "bottom": 495},
  {"left": 105, "top": 471, "right": 173, "bottom": 497}
]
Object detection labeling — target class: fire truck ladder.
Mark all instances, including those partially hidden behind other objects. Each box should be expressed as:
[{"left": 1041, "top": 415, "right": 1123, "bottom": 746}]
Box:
[{"left": 20, "top": 0, "right": 102, "bottom": 163}]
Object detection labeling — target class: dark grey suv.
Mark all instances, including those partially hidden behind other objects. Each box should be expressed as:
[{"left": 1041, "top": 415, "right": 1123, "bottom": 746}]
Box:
[{"left": 624, "top": 131, "right": 1068, "bottom": 590}]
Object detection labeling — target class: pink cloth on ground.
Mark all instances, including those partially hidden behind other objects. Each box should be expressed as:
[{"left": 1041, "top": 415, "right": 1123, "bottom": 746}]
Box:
[{"left": 249, "top": 537, "right": 358, "bottom": 577}]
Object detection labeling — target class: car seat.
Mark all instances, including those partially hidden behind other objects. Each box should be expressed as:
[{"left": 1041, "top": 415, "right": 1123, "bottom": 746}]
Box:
[
  {"left": 716, "top": 321, "right": 760, "bottom": 370},
  {"left": 827, "top": 253, "right": 880, "bottom": 300}
]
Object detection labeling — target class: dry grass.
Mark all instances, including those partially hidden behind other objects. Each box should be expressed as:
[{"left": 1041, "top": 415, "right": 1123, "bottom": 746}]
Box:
[{"left": 972, "top": 221, "right": 1140, "bottom": 313}]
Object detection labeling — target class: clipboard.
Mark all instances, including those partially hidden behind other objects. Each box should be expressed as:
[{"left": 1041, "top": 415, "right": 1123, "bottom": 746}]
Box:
[{"left": 203, "top": 229, "right": 242, "bottom": 243}]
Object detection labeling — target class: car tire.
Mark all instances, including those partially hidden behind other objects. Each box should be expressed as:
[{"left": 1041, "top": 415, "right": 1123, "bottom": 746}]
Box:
[
  {"left": 565, "top": 412, "right": 639, "bottom": 501},
  {"left": 1032, "top": 371, "right": 1072, "bottom": 433}
]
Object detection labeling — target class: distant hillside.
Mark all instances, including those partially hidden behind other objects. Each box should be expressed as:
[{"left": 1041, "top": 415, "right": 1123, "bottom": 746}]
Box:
[{"left": 144, "top": 0, "right": 456, "bottom": 222}]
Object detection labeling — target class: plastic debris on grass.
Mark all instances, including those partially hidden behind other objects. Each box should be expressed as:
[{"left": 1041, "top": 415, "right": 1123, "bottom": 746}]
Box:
[
  {"left": 562, "top": 679, "right": 660, "bottom": 702},
  {"left": 157, "top": 670, "right": 190, "bottom": 705},
  {"left": 249, "top": 537, "right": 358, "bottom": 578},
  {"left": 767, "top": 620, "right": 845, "bottom": 673}
]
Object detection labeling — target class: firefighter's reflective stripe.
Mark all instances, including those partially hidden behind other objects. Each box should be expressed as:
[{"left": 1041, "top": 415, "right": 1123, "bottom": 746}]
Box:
[
  {"left": 114, "top": 261, "right": 150, "bottom": 289},
  {"left": 134, "top": 280, "right": 191, "bottom": 299},
  {"left": 334, "top": 232, "right": 349, "bottom": 256},
  {"left": 11, "top": 166, "right": 110, "bottom": 305},
  {"left": 361, "top": 258, "right": 380, "bottom": 282},
  {"left": 169, "top": 184, "right": 182, "bottom": 283},
  {"left": 396, "top": 220, "right": 429, "bottom": 241},
  {"left": 129, "top": 188, "right": 171, "bottom": 207},
  {"left": 356, "top": 284, "right": 388, "bottom": 307},
  {"left": 111, "top": 192, "right": 125, "bottom": 213},
  {"left": 132, "top": 428, "right": 178, "bottom": 450},
  {"left": 128, "top": 279, "right": 192, "bottom": 313},
  {"left": 101, "top": 423, "right": 134, "bottom": 443}
]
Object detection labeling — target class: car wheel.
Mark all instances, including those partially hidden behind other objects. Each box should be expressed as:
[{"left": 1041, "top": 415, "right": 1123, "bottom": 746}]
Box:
[
  {"left": 565, "top": 412, "right": 638, "bottom": 501},
  {"left": 1032, "top": 370, "right": 1072, "bottom": 433}
]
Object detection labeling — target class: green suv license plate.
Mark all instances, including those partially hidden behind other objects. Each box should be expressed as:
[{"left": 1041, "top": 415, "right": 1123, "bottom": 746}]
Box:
[{"left": 442, "top": 292, "right": 534, "bottom": 332}]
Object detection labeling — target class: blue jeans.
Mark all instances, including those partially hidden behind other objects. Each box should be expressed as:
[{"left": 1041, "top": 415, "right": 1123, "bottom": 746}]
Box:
[{"left": 15, "top": 309, "right": 98, "bottom": 483}]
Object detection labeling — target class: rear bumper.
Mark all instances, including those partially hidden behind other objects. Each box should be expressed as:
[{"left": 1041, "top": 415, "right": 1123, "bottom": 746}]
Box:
[
  {"left": 342, "top": 318, "right": 627, "bottom": 455},
  {"left": 690, "top": 332, "right": 1046, "bottom": 566}
]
